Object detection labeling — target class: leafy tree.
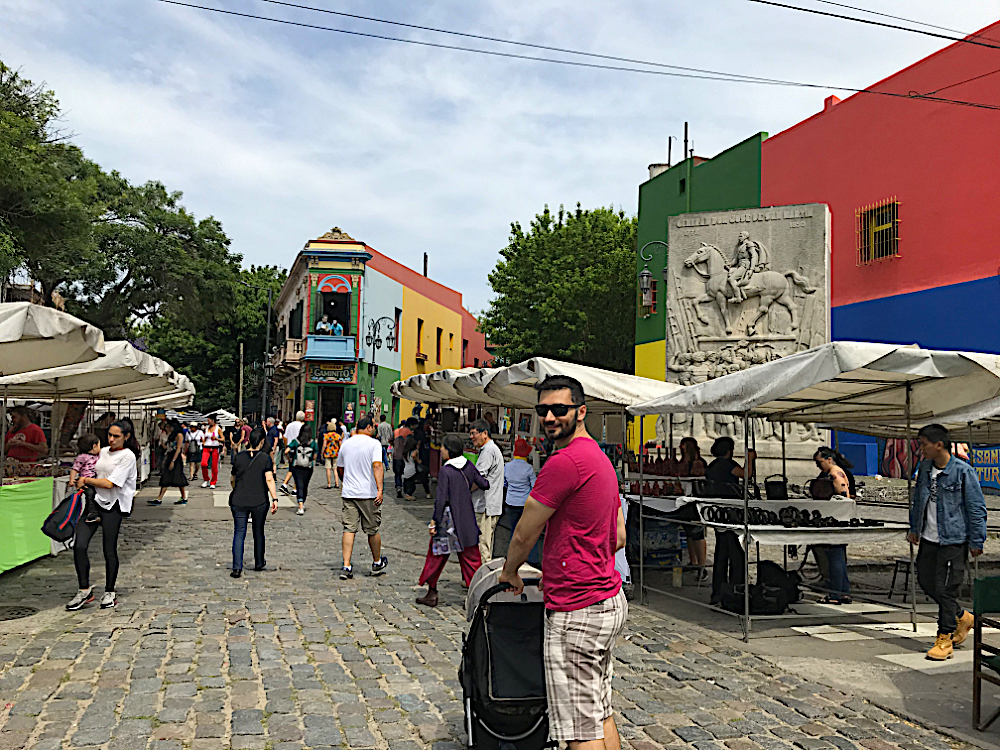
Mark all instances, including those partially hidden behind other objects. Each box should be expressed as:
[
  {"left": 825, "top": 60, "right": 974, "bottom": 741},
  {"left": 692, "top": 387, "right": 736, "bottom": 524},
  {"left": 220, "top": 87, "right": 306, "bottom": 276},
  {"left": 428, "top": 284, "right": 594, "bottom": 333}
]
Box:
[
  {"left": 479, "top": 204, "right": 637, "bottom": 372},
  {"left": 144, "top": 265, "right": 286, "bottom": 412}
]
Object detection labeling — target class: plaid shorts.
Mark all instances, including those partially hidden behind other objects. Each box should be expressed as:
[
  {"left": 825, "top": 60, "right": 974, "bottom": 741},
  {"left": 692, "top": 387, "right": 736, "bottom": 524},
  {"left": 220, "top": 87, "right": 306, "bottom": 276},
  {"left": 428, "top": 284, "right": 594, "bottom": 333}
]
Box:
[{"left": 544, "top": 588, "right": 628, "bottom": 742}]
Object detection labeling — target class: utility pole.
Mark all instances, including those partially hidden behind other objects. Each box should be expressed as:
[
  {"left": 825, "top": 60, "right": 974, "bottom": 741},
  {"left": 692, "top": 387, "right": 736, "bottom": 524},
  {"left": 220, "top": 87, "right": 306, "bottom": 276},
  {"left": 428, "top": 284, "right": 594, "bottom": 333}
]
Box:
[{"left": 238, "top": 342, "right": 244, "bottom": 417}]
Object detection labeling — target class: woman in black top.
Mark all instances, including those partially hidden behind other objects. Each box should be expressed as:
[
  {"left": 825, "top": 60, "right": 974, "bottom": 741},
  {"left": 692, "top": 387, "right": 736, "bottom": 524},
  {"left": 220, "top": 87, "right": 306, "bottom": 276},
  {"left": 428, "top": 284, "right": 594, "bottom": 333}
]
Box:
[
  {"left": 229, "top": 426, "right": 279, "bottom": 578},
  {"left": 150, "top": 419, "right": 189, "bottom": 506},
  {"left": 706, "top": 437, "right": 756, "bottom": 605}
]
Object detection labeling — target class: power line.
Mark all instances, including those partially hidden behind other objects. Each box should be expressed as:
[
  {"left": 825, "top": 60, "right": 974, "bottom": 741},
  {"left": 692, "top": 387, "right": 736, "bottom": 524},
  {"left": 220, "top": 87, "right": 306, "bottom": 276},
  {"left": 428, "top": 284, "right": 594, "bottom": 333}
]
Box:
[
  {"left": 809, "top": 0, "right": 972, "bottom": 36},
  {"left": 155, "top": 0, "right": 1000, "bottom": 111},
  {"left": 254, "top": 0, "right": 792, "bottom": 85},
  {"left": 747, "top": 0, "right": 1000, "bottom": 51}
]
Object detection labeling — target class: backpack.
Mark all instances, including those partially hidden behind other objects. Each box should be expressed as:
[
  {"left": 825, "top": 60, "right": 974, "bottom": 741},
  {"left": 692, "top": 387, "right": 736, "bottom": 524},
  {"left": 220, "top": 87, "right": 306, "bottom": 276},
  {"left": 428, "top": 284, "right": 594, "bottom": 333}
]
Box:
[
  {"left": 294, "top": 442, "right": 314, "bottom": 468},
  {"left": 42, "top": 490, "right": 86, "bottom": 543},
  {"left": 721, "top": 582, "right": 790, "bottom": 616},
  {"left": 757, "top": 560, "right": 802, "bottom": 604}
]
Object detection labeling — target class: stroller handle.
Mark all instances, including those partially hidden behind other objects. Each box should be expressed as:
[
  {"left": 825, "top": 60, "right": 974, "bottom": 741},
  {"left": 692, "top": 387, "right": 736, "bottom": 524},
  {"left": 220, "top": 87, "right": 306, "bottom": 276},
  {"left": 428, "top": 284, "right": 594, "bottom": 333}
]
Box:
[{"left": 478, "top": 578, "right": 542, "bottom": 612}]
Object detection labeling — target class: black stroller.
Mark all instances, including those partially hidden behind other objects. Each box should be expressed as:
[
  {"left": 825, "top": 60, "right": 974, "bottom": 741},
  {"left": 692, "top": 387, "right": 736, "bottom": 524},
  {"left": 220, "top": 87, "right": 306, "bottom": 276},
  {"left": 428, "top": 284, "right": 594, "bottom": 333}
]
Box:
[{"left": 460, "top": 560, "right": 553, "bottom": 750}]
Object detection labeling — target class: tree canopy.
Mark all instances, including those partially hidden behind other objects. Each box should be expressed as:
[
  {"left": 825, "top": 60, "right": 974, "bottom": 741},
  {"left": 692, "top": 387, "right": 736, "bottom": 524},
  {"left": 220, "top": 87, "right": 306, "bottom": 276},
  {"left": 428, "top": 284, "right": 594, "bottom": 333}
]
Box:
[
  {"left": 0, "top": 60, "right": 281, "bottom": 411},
  {"left": 478, "top": 204, "right": 636, "bottom": 372}
]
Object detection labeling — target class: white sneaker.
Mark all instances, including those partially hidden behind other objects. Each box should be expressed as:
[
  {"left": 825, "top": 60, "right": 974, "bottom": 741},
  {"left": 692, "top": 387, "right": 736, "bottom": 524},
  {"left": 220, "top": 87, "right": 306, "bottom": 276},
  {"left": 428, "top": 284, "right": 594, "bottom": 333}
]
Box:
[
  {"left": 66, "top": 588, "right": 93, "bottom": 611},
  {"left": 296, "top": 508, "right": 305, "bottom": 516},
  {"left": 210, "top": 484, "right": 216, "bottom": 489},
  {"left": 100, "top": 591, "right": 116, "bottom": 609},
  {"left": 201, "top": 481, "right": 210, "bottom": 488}
]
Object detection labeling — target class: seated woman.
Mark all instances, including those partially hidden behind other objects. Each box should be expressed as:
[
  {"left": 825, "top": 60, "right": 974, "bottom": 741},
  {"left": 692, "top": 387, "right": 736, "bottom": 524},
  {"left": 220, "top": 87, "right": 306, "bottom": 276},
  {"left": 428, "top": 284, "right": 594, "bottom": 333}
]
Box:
[
  {"left": 416, "top": 434, "right": 489, "bottom": 607},
  {"left": 814, "top": 447, "right": 855, "bottom": 604},
  {"left": 706, "top": 437, "right": 755, "bottom": 606}
]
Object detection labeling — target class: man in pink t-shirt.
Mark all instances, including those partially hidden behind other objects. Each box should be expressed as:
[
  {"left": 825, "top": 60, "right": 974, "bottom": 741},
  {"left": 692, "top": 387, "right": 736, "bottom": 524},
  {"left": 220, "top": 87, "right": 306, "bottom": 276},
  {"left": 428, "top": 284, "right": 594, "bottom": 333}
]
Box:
[{"left": 500, "top": 375, "right": 627, "bottom": 750}]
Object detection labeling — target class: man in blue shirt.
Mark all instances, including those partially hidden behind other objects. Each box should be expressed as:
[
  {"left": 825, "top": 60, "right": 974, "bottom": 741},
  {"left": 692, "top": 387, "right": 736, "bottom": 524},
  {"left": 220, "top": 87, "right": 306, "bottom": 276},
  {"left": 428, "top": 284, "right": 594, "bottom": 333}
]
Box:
[
  {"left": 908, "top": 423, "right": 987, "bottom": 661},
  {"left": 265, "top": 417, "right": 282, "bottom": 463},
  {"left": 332, "top": 318, "right": 345, "bottom": 336},
  {"left": 503, "top": 437, "right": 540, "bottom": 565}
]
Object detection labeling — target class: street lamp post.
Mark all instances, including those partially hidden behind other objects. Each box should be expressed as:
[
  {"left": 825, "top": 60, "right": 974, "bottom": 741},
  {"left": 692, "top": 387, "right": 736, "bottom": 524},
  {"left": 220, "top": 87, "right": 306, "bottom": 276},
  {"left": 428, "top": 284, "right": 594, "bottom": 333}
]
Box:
[
  {"left": 638, "top": 240, "right": 669, "bottom": 307},
  {"left": 239, "top": 281, "right": 275, "bottom": 419},
  {"left": 365, "top": 317, "right": 396, "bottom": 418}
]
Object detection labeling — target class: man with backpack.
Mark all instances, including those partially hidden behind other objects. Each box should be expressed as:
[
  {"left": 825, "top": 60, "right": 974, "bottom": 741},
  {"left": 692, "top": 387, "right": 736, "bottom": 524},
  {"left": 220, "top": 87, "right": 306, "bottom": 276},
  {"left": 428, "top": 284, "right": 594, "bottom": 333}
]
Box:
[
  {"left": 337, "top": 416, "right": 388, "bottom": 580},
  {"left": 285, "top": 424, "right": 317, "bottom": 516}
]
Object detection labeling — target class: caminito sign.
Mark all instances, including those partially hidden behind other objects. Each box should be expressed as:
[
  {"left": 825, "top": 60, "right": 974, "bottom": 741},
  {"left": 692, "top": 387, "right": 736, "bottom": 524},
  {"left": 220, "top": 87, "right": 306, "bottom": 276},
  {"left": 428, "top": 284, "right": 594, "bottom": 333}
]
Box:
[{"left": 307, "top": 363, "right": 357, "bottom": 385}]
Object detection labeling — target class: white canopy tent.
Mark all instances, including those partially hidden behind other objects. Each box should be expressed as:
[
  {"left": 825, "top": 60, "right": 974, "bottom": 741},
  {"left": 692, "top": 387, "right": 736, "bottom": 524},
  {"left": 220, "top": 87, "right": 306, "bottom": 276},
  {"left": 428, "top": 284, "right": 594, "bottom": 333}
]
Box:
[
  {"left": 820, "top": 393, "right": 1000, "bottom": 444},
  {"left": 627, "top": 341, "right": 1000, "bottom": 640},
  {"left": 0, "top": 302, "right": 105, "bottom": 375},
  {"left": 207, "top": 408, "right": 238, "bottom": 427},
  {"left": 628, "top": 342, "right": 1000, "bottom": 425},
  {"left": 487, "top": 357, "right": 683, "bottom": 413}
]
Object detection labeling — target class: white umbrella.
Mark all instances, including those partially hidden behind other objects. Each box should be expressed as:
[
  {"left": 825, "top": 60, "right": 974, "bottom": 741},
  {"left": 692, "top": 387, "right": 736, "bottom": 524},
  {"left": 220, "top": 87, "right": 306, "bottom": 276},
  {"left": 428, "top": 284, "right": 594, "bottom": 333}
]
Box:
[
  {"left": 0, "top": 302, "right": 105, "bottom": 375},
  {"left": 425, "top": 368, "right": 505, "bottom": 406}
]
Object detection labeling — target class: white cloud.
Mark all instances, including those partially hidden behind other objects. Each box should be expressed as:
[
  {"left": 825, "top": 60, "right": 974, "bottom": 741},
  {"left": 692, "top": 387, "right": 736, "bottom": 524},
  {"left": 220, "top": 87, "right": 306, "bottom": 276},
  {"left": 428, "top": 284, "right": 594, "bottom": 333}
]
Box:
[{"left": 0, "top": 0, "right": 996, "bottom": 309}]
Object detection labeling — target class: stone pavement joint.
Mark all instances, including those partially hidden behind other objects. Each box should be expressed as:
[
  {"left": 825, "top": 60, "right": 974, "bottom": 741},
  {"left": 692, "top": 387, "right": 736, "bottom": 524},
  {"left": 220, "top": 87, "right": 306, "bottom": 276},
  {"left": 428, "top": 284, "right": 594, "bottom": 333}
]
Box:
[{"left": 0, "top": 480, "right": 980, "bottom": 750}]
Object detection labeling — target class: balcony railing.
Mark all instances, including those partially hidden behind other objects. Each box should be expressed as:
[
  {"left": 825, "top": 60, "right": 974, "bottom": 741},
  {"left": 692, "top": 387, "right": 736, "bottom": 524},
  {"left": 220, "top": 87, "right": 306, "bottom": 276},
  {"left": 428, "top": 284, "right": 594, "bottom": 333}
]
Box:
[
  {"left": 304, "top": 335, "right": 357, "bottom": 362},
  {"left": 272, "top": 338, "right": 304, "bottom": 369}
]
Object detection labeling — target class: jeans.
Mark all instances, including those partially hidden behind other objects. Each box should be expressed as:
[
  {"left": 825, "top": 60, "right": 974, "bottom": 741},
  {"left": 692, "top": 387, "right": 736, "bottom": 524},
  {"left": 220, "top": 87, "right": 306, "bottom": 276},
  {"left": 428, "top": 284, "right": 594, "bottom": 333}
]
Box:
[
  {"left": 505, "top": 504, "right": 543, "bottom": 566},
  {"left": 917, "top": 540, "right": 968, "bottom": 635},
  {"left": 393, "top": 459, "right": 405, "bottom": 489},
  {"left": 823, "top": 544, "right": 851, "bottom": 601},
  {"left": 232, "top": 503, "right": 268, "bottom": 571},
  {"left": 74, "top": 502, "right": 124, "bottom": 591},
  {"left": 290, "top": 466, "right": 313, "bottom": 502},
  {"left": 711, "top": 530, "right": 745, "bottom": 602}
]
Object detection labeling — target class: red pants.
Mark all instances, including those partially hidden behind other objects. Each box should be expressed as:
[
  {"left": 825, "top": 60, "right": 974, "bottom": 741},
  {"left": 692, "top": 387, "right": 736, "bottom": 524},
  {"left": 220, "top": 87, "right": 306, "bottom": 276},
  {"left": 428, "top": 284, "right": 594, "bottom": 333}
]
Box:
[
  {"left": 201, "top": 447, "right": 220, "bottom": 484},
  {"left": 418, "top": 539, "right": 482, "bottom": 588}
]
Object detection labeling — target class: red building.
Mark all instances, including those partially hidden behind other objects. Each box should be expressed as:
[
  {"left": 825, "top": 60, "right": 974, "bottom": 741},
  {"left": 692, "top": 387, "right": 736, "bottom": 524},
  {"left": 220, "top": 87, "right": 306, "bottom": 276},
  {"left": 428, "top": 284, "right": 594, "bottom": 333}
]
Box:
[{"left": 762, "top": 20, "right": 1000, "bottom": 349}]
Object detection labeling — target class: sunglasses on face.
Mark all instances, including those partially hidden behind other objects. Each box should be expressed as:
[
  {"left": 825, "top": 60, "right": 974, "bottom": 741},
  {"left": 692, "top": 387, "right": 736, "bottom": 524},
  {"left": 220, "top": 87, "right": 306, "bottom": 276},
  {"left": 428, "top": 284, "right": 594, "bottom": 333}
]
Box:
[{"left": 534, "top": 403, "right": 582, "bottom": 418}]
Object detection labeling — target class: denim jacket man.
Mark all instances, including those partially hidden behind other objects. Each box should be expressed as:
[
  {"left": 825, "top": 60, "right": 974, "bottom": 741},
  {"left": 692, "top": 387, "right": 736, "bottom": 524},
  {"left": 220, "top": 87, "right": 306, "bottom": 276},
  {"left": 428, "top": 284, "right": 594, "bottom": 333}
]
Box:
[
  {"left": 910, "top": 455, "right": 987, "bottom": 548},
  {"left": 907, "top": 424, "right": 987, "bottom": 661}
]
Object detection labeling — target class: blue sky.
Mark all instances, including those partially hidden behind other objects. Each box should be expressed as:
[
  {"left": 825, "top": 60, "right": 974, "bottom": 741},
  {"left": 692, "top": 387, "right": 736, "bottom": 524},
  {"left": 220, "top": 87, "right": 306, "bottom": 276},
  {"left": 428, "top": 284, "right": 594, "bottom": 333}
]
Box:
[{"left": 1, "top": 1, "right": 997, "bottom": 312}]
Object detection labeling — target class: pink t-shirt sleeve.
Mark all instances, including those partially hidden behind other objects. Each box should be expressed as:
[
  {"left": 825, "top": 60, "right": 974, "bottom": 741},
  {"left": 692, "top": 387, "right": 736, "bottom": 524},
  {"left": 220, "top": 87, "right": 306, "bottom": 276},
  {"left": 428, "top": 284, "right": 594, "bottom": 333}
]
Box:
[{"left": 530, "top": 452, "right": 580, "bottom": 511}]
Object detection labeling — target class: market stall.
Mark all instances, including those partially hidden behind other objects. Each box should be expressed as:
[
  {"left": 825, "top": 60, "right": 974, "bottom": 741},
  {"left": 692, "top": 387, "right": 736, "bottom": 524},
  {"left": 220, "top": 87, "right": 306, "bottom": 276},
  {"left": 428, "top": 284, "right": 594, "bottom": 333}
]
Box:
[
  {"left": 628, "top": 341, "right": 1000, "bottom": 639},
  {"left": 0, "top": 341, "right": 194, "bottom": 574}
]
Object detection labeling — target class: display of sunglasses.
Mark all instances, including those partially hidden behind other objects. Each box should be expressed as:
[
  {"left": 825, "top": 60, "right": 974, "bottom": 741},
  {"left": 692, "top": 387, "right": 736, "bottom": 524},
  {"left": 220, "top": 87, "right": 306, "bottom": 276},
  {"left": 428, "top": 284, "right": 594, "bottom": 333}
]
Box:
[{"left": 534, "top": 403, "right": 582, "bottom": 417}]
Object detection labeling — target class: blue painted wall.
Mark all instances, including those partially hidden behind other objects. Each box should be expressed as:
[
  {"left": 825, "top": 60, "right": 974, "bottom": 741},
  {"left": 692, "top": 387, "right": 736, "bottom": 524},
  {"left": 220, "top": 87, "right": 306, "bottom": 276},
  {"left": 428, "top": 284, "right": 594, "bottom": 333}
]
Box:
[{"left": 831, "top": 275, "right": 1000, "bottom": 353}]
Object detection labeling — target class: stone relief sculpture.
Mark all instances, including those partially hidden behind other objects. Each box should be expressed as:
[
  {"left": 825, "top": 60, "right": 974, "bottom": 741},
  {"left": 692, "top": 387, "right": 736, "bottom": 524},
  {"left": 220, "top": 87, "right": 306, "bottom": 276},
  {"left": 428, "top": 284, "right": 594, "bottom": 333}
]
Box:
[{"left": 661, "top": 206, "right": 831, "bottom": 451}]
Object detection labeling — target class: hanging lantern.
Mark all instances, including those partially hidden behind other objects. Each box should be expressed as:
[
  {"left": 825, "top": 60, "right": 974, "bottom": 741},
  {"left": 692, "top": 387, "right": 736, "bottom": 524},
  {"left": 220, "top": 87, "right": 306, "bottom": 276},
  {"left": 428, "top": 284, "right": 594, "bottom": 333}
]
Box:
[{"left": 639, "top": 264, "right": 653, "bottom": 307}]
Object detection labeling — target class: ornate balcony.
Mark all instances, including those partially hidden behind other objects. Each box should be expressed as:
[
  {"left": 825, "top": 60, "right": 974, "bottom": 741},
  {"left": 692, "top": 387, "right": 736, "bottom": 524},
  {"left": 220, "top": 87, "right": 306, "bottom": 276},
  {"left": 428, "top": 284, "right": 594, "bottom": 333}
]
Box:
[{"left": 304, "top": 335, "right": 357, "bottom": 362}]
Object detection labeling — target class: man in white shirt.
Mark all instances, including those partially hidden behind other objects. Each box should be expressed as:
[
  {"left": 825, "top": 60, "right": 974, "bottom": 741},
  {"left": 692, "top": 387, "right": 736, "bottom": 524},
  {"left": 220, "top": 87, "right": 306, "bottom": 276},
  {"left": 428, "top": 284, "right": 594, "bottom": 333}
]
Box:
[
  {"left": 337, "top": 416, "right": 388, "bottom": 580},
  {"left": 279, "top": 411, "right": 306, "bottom": 495},
  {"left": 470, "top": 419, "right": 504, "bottom": 561}
]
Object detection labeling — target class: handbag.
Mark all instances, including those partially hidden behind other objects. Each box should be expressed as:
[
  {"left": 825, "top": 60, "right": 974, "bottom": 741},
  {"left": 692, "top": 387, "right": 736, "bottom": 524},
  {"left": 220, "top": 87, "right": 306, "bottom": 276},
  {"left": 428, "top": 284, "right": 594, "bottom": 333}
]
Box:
[
  {"left": 431, "top": 506, "right": 461, "bottom": 556},
  {"left": 764, "top": 474, "right": 788, "bottom": 501}
]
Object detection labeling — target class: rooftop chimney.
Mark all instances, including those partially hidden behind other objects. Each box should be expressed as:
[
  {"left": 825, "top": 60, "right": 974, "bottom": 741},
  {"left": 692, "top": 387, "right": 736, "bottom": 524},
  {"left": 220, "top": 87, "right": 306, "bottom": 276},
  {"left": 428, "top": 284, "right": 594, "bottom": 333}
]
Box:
[{"left": 648, "top": 163, "right": 670, "bottom": 180}]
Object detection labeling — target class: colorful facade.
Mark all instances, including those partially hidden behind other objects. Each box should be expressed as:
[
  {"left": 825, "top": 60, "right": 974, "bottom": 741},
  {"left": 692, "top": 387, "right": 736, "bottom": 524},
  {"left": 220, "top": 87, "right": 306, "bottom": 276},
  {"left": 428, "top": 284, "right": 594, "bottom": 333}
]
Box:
[
  {"left": 634, "top": 21, "right": 1000, "bottom": 464},
  {"left": 269, "top": 228, "right": 491, "bottom": 434}
]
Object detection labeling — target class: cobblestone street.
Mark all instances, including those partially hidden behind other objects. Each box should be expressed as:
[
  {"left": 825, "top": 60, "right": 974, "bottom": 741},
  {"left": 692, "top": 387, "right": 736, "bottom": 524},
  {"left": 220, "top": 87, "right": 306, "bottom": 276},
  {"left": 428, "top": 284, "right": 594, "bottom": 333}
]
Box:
[{"left": 0, "top": 478, "right": 979, "bottom": 750}]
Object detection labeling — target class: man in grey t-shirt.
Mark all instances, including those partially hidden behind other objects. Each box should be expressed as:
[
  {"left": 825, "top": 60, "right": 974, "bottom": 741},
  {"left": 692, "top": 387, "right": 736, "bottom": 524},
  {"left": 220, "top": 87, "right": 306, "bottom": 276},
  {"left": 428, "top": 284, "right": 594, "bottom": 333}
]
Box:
[{"left": 470, "top": 419, "right": 504, "bottom": 561}]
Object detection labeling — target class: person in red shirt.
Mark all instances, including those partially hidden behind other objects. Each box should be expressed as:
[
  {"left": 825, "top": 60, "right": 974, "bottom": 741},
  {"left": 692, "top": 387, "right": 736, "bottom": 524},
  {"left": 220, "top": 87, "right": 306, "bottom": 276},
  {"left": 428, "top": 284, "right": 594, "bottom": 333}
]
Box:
[
  {"left": 500, "top": 375, "right": 627, "bottom": 750},
  {"left": 6, "top": 406, "right": 48, "bottom": 462}
]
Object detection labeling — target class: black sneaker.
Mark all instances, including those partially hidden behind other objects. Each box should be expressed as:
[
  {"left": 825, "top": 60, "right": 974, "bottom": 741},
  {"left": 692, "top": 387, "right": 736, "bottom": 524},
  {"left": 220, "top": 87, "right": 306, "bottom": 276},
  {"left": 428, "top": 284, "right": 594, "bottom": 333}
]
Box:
[
  {"left": 279, "top": 484, "right": 292, "bottom": 496},
  {"left": 371, "top": 556, "right": 388, "bottom": 576},
  {"left": 146, "top": 499, "right": 162, "bottom": 506},
  {"left": 174, "top": 498, "right": 188, "bottom": 505},
  {"left": 339, "top": 566, "right": 353, "bottom": 580},
  {"left": 230, "top": 569, "right": 242, "bottom": 578}
]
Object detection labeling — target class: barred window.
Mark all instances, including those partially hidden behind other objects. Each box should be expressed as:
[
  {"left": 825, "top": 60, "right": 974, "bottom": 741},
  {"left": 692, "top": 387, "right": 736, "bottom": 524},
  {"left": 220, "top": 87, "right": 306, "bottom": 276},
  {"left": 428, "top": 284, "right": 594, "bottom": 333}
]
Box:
[{"left": 857, "top": 198, "right": 900, "bottom": 264}]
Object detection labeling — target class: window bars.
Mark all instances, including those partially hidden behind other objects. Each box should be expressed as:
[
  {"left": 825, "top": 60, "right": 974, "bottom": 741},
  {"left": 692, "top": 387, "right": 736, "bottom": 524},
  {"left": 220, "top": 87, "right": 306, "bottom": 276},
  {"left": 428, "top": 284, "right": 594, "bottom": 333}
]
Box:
[{"left": 857, "top": 198, "right": 900, "bottom": 265}]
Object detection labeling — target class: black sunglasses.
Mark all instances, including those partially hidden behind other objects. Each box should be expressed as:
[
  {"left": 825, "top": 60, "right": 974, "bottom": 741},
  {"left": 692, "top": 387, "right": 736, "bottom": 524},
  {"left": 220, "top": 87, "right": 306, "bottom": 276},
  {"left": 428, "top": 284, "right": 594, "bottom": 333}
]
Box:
[{"left": 534, "top": 403, "right": 583, "bottom": 418}]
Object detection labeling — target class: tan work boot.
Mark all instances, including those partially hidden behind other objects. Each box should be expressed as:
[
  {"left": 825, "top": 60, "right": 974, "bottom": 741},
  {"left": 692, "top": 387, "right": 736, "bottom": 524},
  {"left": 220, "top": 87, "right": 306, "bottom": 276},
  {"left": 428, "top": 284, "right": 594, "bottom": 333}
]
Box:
[
  {"left": 926, "top": 633, "right": 954, "bottom": 661},
  {"left": 953, "top": 610, "right": 975, "bottom": 647}
]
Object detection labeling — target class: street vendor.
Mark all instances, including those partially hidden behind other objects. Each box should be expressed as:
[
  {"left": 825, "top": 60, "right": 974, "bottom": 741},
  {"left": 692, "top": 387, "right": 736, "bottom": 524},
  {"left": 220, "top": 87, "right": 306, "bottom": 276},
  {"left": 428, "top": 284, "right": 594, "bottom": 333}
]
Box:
[
  {"left": 813, "top": 448, "right": 854, "bottom": 605},
  {"left": 706, "top": 437, "right": 755, "bottom": 606},
  {"left": 5, "top": 406, "right": 48, "bottom": 461}
]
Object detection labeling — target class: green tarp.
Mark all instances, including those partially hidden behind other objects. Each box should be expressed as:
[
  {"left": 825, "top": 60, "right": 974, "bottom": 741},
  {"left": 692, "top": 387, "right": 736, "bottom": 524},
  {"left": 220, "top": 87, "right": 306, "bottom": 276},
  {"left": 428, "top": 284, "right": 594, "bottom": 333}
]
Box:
[{"left": 0, "top": 477, "right": 53, "bottom": 575}]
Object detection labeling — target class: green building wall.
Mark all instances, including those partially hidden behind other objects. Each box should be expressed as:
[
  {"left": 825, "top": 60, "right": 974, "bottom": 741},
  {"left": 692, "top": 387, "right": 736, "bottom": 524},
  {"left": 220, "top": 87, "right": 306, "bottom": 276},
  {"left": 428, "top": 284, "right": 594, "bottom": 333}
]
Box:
[{"left": 635, "top": 133, "right": 767, "bottom": 347}]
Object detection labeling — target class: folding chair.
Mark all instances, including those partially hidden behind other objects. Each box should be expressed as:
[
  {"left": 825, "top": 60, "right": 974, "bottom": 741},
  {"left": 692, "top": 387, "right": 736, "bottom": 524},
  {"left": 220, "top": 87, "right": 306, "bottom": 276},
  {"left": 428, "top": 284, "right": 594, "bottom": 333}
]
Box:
[{"left": 973, "top": 576, "right": 1000, "bottom": 731}]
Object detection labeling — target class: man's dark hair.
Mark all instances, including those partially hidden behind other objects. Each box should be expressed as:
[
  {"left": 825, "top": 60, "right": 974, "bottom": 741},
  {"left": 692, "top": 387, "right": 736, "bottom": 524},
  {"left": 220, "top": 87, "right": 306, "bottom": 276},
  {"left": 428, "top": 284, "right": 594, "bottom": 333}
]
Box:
[
  {"left": 443, "top": 434, "right": 464, "bottom": 459},
  {"left": 11, "top": 405, "right": 33, "bottom": 418},
  {"left": 470, "top": 418, "right": 490, "bottom": 435},
  {"left": 534, "top": 374, "right": 585, "bottom": 406},
  {"left": 77, "top": 433, "right": 100, "bottom": 455},
  {"left": 406, "top": 417, "right": 419, "bottom": 428},
  {"left": 711, "top": 436, "right": 735, "bottom": 458},
  {"left": 357, "top": 416, "right": 374, "bottom": 432},
  {"left": 379, "top": 413, "right": 386, "bottom": 422},
  {"left": 918, "top": 423, "right": 951, "bottom": 449},
  {"left": 248, "top": 426, "right": 266, "bottom": 448}
]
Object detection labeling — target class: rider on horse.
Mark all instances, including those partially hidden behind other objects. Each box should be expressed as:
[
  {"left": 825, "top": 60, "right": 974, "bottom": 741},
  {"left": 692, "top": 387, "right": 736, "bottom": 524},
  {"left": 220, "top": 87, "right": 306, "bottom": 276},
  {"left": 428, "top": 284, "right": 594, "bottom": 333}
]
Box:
[{"left": 727, "top": 232, "right": 770, "bottom": 303}]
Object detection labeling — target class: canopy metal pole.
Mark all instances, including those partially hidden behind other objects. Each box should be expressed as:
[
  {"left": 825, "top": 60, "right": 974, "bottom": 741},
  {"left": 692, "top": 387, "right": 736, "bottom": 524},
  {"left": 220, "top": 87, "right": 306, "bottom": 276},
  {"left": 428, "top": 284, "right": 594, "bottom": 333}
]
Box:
[
  {"left": 639, "top": 418, "right": 645, "bottom": 606},
  {"left": 970, "top": 421, "right": 979, "bottom": 582},
  {"left": 781, "top": 421, "right": 786, "bottom": 477},
  {"left": 668, "top": 414, "right": 673, "bottom": 456},
  {"left": 0, "top": 386, "right": 7, "bottom": 492},
  {"left": 906, "top": 384, "right": 917, "bottom": 631},
  {"left": 743, "top": 410, "right": 752, "bottom": 641}
]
